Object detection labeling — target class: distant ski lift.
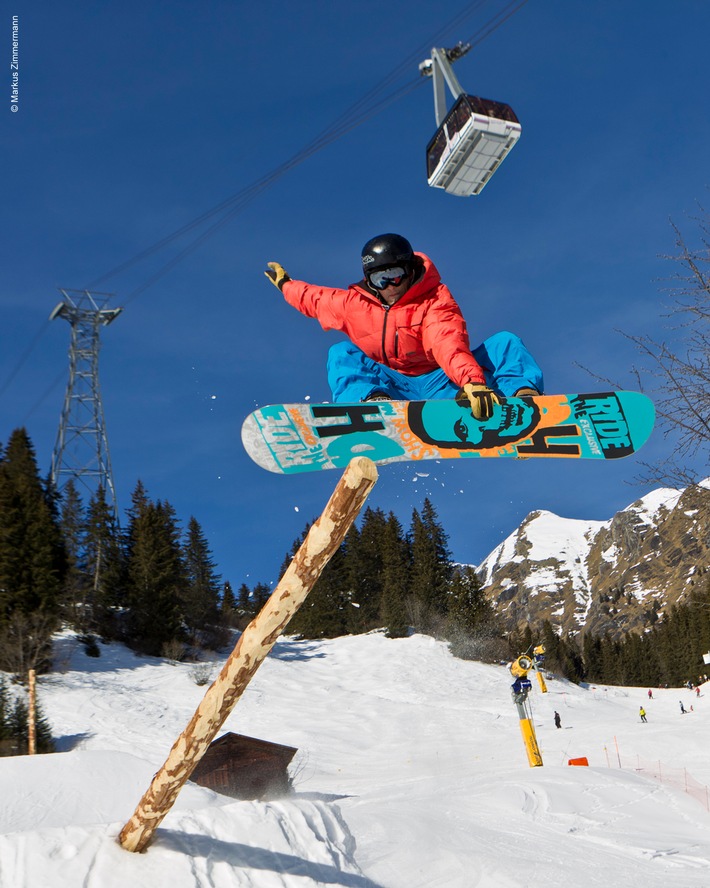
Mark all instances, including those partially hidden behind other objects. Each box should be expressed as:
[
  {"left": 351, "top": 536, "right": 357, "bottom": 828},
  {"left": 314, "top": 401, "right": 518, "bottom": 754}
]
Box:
[{"left": 420, "top": 43, "right": 521, "bottom": 197}]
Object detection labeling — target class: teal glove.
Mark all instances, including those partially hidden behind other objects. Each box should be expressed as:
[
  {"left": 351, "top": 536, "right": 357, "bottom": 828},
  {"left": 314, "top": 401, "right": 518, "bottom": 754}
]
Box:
[{"left": 264, "top": 261, "right": 291, "bottom": 292}]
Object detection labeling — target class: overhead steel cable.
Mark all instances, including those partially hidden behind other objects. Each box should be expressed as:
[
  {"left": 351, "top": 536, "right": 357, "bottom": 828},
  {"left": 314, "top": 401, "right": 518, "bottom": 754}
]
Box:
[
  {"left": 0, "top": 319, "right": 51, "bottom": 400},
  {"left": 1, "top": 0, "right": 531, "bottom": 407},
  {"left": 121, "top": 77, "right": 427, "bottom": 305},
  {"left": 463, "top": 0, "right": 530, "bottom": 49},
  {"left": 88, "top": 0, "right": 513, "bottom": 296}
]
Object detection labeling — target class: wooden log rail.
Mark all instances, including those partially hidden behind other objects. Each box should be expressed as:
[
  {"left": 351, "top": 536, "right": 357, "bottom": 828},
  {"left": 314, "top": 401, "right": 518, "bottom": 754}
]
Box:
[{"left": 118, "top": 456, "right": 378, "bottom": 853}]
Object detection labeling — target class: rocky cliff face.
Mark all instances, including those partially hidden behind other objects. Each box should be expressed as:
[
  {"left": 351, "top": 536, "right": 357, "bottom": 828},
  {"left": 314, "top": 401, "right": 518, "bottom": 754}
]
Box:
[{"left": 476, "top": 481, "right": 710, "bottom": 638}]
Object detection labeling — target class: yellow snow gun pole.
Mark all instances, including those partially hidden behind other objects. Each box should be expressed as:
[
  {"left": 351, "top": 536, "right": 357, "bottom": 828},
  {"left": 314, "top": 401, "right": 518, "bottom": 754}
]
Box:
[
  {"left": 532, "top": 645, "right": 548, "bottom": 693},
  {"left": 510, "top": 655, "right": 543, "bottom": 767},
  {"left": 519, "top": 717, "right": 544, "bottom": 768}
]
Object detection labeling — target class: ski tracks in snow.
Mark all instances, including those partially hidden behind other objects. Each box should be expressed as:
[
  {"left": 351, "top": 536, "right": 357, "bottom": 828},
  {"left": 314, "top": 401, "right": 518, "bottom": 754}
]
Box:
[{"left": 0, "top": 798, "right": 376, "bottom": 888}]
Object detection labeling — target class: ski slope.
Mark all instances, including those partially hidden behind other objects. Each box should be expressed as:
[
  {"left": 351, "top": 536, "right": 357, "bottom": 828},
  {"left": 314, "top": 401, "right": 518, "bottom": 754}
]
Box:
[{"left": 1, "top": 630, "right": 709, "bottom": 887}]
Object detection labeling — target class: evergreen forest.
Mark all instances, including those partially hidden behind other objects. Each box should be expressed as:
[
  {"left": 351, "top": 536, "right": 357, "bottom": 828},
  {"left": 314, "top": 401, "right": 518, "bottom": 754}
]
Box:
[
  {"left": 0, "top": 427, "right": 230, "bottom": 677},
  {"left": 1, "top": 424, "right": 708, "bottom": 740}
]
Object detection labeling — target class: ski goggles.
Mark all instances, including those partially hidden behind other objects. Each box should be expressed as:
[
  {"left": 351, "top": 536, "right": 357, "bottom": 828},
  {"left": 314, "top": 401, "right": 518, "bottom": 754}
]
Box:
[{"left": 367, "top": 266, "right": 408, "bottom": 290}]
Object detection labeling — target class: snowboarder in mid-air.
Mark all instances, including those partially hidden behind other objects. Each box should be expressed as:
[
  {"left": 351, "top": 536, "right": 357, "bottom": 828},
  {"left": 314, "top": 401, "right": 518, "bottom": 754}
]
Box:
[{"left": 265, "top": 233, "right": 543, "bottom": 420}]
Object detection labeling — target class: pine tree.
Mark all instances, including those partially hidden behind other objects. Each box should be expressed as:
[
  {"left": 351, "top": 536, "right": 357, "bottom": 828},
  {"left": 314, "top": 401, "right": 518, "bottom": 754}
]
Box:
[
  {"left": 447, "top": 567, "right": 487, "bottom": 631},
  {"left": 124, "top": 494, "right": 186, "bottom": 655},
  {"left": 220, "top": 580, "right": 237, "bottom": 625},
  {"left": 288, "top": 542, "right": 350, "bottom": 638},
  {"left": 236, "top": 582, "right": 253, "bottom": 614},
  {"left": 0, "top": 678, "right": 10, "bottom": 745},
  {"left": 599, "top": 633, "right": 622, "bottom": 685},
  {"left": 7, "top": 698, "right": 27, "bottom": 751},
  {"left": 345, "top": 508, "right": 387, "bottom": 633},
  {"left": 221, "top": 580, "right": 236, "bottom": 609},
  {"left": 537, "top": 628, "right": 584, "bottom": 682},
  {"left": 122, "top": 480, "right": 150, "bottom": 566},
  {"left": 539, "top": 621, "right": 563, "bottom": 673},
  {"left": 84, "top": 485, "right": 124, "bottom": 639},
  {"left": 251, "top": 582, "right": 272, "bottom": 611},
  {"left": 556, "top": 634, "right": 585, "bottom": 682},
  {"left": 508, "top": 624, "right": 535, "bottom": 660},
  {"left": 408, "top": 498, "right": 452, "bottom": 632},
  {"left": 380, "top": 512, "right": 410, "bottom": 638},
  {"left": 33, "top": 697, "right": 56, "bottom": 753},
  {"left": 182, "top": 516, "right": 222, "bottom": 646},
  {"left": 447, "top": 566, "right": 502, "bottom": 660},
  {"left": 341, "top": 523, "right": 363, "bottom": 633},
  {"left": 617, "top": 632, "right": 651, "bottom": 686},
  {"left": 662, "top": 604, "right": 691, "bottom": 683},
  {"left": 582, "top": 633, "right": 604, "bottom": 682},
  {"left": 0, "top": 429, "right": 66, "bottom": 621},
  {"left": 0, "top": 430, "right": 65, "bottom": 673},
  {"left": 7, "top": 695, "right": 55, "bottom": 754},
  {"left": 58, "top": 479, "right": 88, "bottom": 626},
  {"left": 275, "top": 518, "right": 352, "bottom": 639}
]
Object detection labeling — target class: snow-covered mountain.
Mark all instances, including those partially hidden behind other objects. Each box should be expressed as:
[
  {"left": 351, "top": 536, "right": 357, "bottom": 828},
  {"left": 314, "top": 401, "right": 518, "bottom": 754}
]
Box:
[{"left": 477, "top": 480, "right": 710, "bottom": 637}]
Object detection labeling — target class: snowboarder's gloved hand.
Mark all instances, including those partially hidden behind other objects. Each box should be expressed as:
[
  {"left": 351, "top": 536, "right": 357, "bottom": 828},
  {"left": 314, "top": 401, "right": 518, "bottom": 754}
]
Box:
[
  {"left": 455, "top": 383, "right": 500, "bottom": 421},
  {"left": 265, "top": 262, "right": 291, "bottom": 291}
]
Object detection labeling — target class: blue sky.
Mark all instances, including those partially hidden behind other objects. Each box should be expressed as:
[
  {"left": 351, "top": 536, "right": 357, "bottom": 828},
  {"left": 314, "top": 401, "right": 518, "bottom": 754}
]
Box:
[{"left": 2, "top": 1, "right": 709, "bottom": 592}]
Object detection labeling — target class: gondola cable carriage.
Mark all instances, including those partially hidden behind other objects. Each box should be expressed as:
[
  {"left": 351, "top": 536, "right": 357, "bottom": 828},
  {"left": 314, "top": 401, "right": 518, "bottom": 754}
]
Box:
[{"left": 419, "top": 42, "right": 521, "bottom": 196}]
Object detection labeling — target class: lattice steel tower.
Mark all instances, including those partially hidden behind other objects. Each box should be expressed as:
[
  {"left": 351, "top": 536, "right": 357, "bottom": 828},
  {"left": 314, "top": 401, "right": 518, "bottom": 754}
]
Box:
[{"left": 50, "top": 289, "right": 123, "bottom": 519}]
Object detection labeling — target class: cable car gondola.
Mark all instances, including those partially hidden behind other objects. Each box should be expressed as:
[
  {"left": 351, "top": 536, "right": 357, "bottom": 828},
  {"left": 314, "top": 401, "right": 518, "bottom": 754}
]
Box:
[{"left": 420, "top": 44, "right": 521, "bottom": 197}]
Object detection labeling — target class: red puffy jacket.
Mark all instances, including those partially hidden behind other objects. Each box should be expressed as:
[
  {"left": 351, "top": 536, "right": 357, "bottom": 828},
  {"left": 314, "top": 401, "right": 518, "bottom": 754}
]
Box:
[{"left": 281, "top": 253, "right": 486, "bottom": 386}]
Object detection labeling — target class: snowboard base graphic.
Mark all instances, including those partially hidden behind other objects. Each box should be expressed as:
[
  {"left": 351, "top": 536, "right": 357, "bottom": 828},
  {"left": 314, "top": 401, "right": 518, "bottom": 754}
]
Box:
[{"left": 241, "top": 391, "right": 655, "bottom": 475}]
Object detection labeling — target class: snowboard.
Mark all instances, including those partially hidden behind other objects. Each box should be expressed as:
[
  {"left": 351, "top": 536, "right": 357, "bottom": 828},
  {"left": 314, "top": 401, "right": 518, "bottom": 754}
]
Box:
[{"left": 241, "top": 391, "right": 655, "bottom": 475}]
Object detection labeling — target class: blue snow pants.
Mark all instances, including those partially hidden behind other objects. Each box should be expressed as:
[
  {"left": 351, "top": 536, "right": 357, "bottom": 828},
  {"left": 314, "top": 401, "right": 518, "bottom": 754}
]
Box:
[{"left": 327, "top": 331, "right": 544, "bottom": 402}]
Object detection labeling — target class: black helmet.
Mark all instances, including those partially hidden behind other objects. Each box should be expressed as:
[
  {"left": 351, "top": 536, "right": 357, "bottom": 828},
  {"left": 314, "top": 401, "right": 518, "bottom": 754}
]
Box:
[{"left": 361, "top": 233, "right": 414, "bottom": 273}]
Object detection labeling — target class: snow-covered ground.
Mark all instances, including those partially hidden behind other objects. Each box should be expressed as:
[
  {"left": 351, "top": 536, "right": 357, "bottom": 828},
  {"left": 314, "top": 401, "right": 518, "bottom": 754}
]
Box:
[{"left": 1, "top": 630, "right": 709, "bottom": 888}]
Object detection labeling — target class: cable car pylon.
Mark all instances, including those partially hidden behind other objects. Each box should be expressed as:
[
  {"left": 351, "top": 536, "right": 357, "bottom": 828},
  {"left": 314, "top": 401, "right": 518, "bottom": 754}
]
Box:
[
  {"left": 419, "top": 41, "right": 521, "bottom": 197},
  {"left": 50, "top": 289, "right": 122, "bottom": 520}
]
